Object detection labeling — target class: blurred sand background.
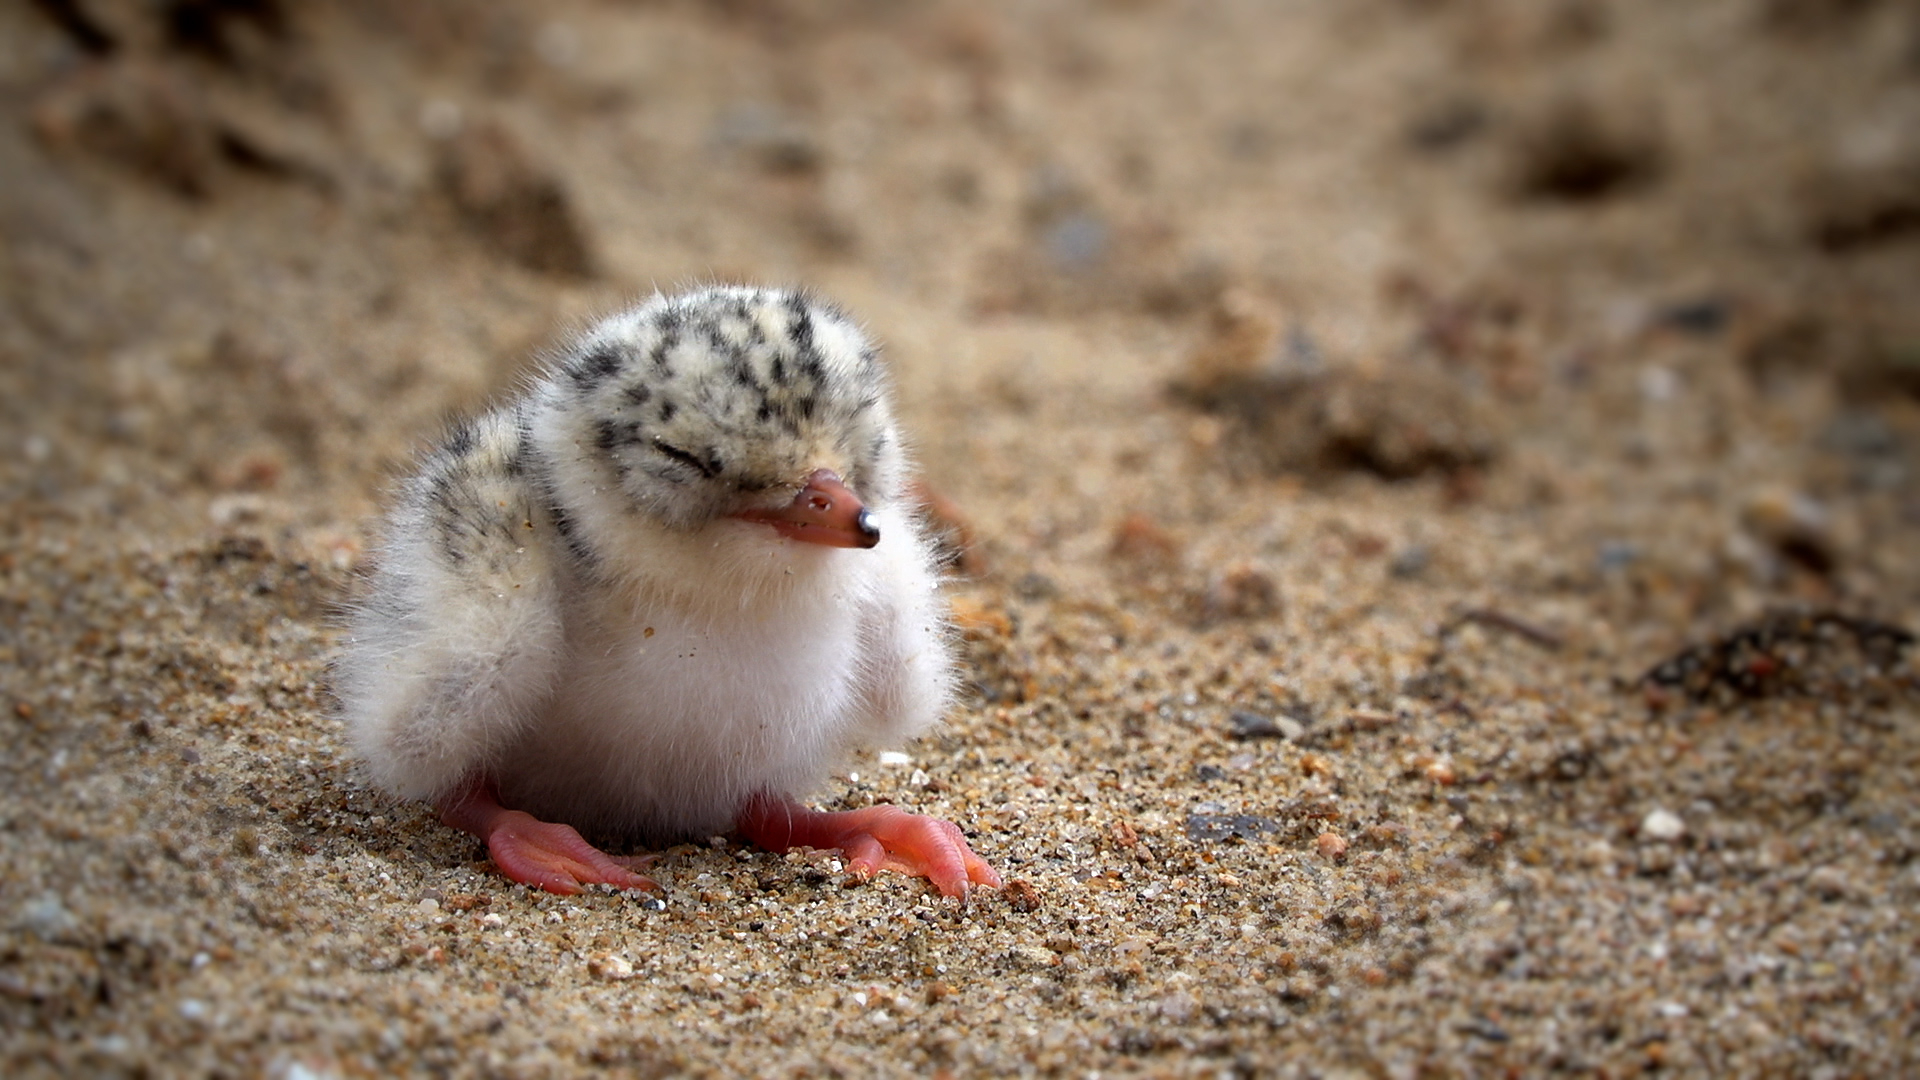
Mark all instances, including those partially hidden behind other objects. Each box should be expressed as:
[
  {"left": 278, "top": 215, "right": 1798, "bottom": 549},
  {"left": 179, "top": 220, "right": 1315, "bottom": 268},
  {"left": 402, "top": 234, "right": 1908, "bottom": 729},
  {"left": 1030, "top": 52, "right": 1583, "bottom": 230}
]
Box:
[{"left": 2, "top": 0, "right": 1918, "bottom": 1075}]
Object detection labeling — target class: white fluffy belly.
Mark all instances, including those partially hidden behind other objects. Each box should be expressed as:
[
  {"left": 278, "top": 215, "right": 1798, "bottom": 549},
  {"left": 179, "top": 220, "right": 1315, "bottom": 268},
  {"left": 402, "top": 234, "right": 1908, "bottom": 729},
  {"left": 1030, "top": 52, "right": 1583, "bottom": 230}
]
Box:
[{"left": 494, "top": 594, "right": 864, "bottom": 841}]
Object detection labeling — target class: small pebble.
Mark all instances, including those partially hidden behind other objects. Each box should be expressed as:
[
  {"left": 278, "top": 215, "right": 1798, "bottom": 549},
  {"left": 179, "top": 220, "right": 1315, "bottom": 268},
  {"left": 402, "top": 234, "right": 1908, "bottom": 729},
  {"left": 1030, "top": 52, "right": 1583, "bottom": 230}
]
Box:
[
  {"left": 1640, "top": 809, "right": 1686, "bottom": 842},
  {"left": 588, "top": 954, "right": 637, "bottom": 981},
  {"left": 1459, "top": 1018, "right": 1510, "bottom": 1042},
  {"left": 1596, "top": 541, "right": 1640, "bottom": 572},
  {"left": 1654, "top": 297, "right": 1730, "bottom": 336},
  {"left": 1639, "top": 845, "right": 1679, "bottom": 875},
  {"left": 1639, "top": 365, "right": 1679, "bottom": 401},
  {"left": 18, "top": 894, "right": 79, "bottom": 941},
  {"left": 1045, "top": 211, "right": 1108, "bottom": 269},
  {"left": 1807, "top": 866, "right": 1854, "bottom": 901},
  {"left": 1157, "top": 990, "right": 1198, "bottom": 1023},
  {"left": 1005, "top": 879, "right": 1043, "bottom": 913},
  {"left": 1008, "top": 944, "right": 1057, "bottom": 970},
  {"left": 1742, "top": 486, "right": 1837, "bottom": 569},
  {"left": 1389, "top": 544, "right": 1432, "bottom": 578},
  {"left": 1667, "top": 893, "right": 1707, "bottom": 917},
  {"left": 1228, "top": 710, "right": 1304, "bottom": 741},
  {"left": 1186, "top": 812, "right": 1279, "bottom": 841}
]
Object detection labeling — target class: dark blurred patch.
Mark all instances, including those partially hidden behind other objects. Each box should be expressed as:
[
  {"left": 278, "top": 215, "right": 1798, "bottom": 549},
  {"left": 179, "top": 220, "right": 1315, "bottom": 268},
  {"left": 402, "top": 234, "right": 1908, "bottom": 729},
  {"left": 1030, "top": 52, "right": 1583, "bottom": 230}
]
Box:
[
  {"left": 164, "top": 0, "right": 287, "bottom": 67},
  {"left": 1641, "top": 609, "right": 1914, "bottom": 705},
  {"left": 1226, "top": 709, "right": 1307, "bottom": 742},
  {"left": 789, "top": 203, "right": 860, "bottom": 259},
  {"left": 1803, "top": 161, "right": 1920, "bottom": 253},
  {"left": 1405, "top": 96, "right": 1489, "bottom": 153},
  {"left": 1819, "top": 409, "right": 1901, "bottom": 459},
  {"left": 26, "top": 0, "right": 337, "bottom": 198},
  {"left": 1654, "top": 298, "right": 1732, "bottom": 338},
  {"left": 706, "top": 103, "right": 861, "bottom": 258},
  {"left": 1542, "top": 0, "right": 1612, "bottom": 49},
  {"left": 702, "top": 0, "right": 858, "bottom": 38},
  {"left": 204, "top": 534, "right": 270, "bottom": 565},
  {"left": 1192, "top": 563, "right": 1282, "bottom": 624},
  {"left": 436, "top": 120, "right": 598, "bottom": 280},
  {"left": 30, "top": 60, "right": 222, "bottom": 198},
  {"left": 166, "top": 0, "right": 334, "bottom": 114},
  {"left": 1322, "top": 899, "right": 1382, "bottom": 937},
  {"left": 1742, "top": 312, "right": 1832, "bottom": 389},
  {"left": 1438, "top": 608, "right": 1564, "bottom": 652},
  {"left": 1741, "top": 486, "right": 1842, "bottom": 576},
  {"left": 710, "top": 103, "right": 824, "bottom": 178},
  {"left": 211, "top": 122, "right": 332, "bottom": 188},
  {"left": 1757, "top": 0, "right": 1885, "bottom": 35},
  {"left": 1185, "top": 811, "right": 1279, "bottom": 842},
  {"left": 1743, "top": 310, "right": 1920, "bottom": 401},
  {"left": 330, "top": 0, "right": 532, "bottom": 85},
  {"left": 1839, "top": 339, "right": 1920, "bottom": 402},
  {"left": 973, "top": 166, "right": 1224, "bottom": 318},
  {"left": 1381, "top": 272, "right": 1548, "bottom": 401},
  {"left": 1172, "top": 292, "right": 1501, "bottom": 481},
  {"left": 1108, "top": 512, "right": 1182, "bottom": 565},
  {"left": 1389, "top": 543, "right": 1432, "bottom": 579},
  {"left": 28, "top": 0, "right": 118, "bottom": 55},
  {"left": 33, "top": 61, "right": 332, "bottom": 196},
  {"left": 1855, "top": 340, "right": 1920, "bottom": 400},
  {"left": 1505, "top": 99, "right": 1664, "bottom": 203}
]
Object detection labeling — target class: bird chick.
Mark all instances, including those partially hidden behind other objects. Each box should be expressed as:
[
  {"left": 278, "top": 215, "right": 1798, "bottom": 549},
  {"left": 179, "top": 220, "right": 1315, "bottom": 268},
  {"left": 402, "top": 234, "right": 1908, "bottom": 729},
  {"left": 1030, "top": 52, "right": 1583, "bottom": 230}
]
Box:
[{"left": 336, "top": 286, "right": 1000, "bottom": 898}]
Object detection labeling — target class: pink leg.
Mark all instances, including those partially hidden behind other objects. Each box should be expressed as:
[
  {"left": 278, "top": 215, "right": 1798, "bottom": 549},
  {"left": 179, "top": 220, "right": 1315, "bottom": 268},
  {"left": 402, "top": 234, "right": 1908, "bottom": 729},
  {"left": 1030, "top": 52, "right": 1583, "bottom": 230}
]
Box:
[
  {"left": 736, "top": 794, "right": 1001, "bottom": 898},
  {"left": 437, "top": 778, "right": 659, "bottom": 896}
]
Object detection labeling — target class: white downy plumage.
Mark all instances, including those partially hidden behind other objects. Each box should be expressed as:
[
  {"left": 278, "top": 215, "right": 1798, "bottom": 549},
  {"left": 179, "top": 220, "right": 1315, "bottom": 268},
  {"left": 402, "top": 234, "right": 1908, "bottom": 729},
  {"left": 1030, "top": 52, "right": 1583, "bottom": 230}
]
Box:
[{"left": 334, "top": 286, "right": 954, "bottom": 843}]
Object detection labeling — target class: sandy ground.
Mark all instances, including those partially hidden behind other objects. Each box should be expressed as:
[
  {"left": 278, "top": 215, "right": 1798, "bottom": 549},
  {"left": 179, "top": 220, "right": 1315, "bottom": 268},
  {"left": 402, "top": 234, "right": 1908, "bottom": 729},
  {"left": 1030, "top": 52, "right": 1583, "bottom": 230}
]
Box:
[{"left": 4, "top": 0, "right": 1920, "bottom": 1076}]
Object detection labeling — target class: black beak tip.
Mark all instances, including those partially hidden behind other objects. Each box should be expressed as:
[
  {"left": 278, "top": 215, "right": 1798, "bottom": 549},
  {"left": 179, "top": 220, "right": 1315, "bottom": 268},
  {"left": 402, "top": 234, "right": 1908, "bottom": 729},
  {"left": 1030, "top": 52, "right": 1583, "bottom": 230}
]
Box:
[{"left": 856, "top": 508, "right": 881, "bottom": 548}]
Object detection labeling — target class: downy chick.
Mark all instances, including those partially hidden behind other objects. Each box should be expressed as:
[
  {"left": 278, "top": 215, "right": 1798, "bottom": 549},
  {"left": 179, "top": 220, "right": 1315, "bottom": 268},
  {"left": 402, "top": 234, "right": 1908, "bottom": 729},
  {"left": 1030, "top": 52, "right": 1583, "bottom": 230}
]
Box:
[{"left": 336, "top": 286, "right": 999, "bottom": 897}]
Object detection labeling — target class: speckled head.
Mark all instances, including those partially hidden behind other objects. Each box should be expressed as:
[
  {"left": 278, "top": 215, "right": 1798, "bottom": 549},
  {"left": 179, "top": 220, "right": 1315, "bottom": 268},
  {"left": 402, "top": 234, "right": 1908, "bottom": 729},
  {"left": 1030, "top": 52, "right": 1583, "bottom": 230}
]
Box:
[{"left": 557, "top": 286, "right": 904, "bottom": 533}]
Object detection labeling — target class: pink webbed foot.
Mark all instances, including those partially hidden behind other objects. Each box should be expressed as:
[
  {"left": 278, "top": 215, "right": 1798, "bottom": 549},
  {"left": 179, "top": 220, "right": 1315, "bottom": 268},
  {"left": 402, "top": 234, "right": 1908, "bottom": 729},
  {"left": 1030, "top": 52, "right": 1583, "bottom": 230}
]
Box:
[
  {"left": 438, "top": 779, "right": 658, "bottom": 896},
  {"left": 737, "top": 794, "right": 1001, "bottom": 899},
  {"left": 482, "top": 811, "right": 659, "bottom": 895}
]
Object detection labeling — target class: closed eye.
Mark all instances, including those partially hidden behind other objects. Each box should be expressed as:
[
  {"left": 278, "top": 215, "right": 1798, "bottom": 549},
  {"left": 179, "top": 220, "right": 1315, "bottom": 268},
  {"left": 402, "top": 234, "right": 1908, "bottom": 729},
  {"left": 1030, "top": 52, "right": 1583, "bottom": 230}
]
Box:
[{"left": 652, "top": 439, "right": 718, "bottom": 478}]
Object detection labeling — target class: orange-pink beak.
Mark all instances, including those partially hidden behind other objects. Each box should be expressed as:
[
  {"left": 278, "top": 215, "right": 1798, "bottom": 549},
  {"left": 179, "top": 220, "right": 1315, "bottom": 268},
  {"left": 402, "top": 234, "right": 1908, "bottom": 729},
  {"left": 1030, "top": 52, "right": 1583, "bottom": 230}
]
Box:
[{"left": 730, "top": 469, "right": 880, "bottom": 549}]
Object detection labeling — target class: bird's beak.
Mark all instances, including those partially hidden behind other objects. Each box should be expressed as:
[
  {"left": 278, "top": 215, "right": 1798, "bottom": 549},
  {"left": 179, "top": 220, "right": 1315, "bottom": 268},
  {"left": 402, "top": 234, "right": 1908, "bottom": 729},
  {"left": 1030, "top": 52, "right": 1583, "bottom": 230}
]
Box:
[{"left": 730, "top": 469, "right": 881, "bottom": 549}]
